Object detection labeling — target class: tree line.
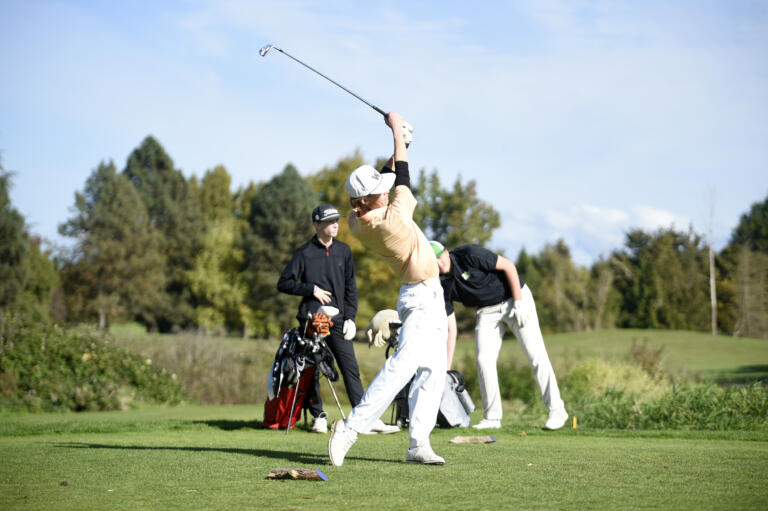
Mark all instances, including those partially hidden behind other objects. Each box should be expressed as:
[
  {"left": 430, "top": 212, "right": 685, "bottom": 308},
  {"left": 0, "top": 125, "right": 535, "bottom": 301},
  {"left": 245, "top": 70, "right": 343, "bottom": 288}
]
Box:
[{"left": 2, "top": 136, "right": 766, "bottom": 338}]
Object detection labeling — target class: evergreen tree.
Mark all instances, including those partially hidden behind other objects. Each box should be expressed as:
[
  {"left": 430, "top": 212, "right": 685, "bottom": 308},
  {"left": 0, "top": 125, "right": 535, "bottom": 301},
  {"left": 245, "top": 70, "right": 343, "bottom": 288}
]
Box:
[
  {"left": 528, "top": 240, "right": 590, "bottom": 332},
  {"left": 611, "top": 228, "right": 710, "bottom": 330},
  {"left": 0, "top": 165, "right": 28, "bottom": 308},
  {"left": 728, "top": 195, "right": 768, "bottom": 253},
  {"left": 123, "top": 136, "right": 203, "bottom": 330},
  {"left": 60, "top": 161, "right": 165, "bottom": 329},
  {"left": 719, "top": 194, "right": 768, "bottom": 338},
  {"left": 242, "top": 164, "right": 316, "bottom": 335},
  {"left": 14, "top": 237, "right": 60, "bottom": 323}
]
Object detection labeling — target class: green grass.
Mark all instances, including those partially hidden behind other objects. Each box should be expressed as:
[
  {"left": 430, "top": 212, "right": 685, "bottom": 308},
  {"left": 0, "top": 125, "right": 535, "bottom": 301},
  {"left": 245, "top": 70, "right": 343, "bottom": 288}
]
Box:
[
  {"left": 449, "top": 329, "right": 768, "bottom": 383},
  {"left": 1, "top": 405, "right": 767, "bottom": 510}
]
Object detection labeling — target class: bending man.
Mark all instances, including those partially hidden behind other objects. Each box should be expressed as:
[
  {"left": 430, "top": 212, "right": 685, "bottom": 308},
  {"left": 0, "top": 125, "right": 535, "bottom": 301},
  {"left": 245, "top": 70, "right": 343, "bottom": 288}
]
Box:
[
  {"left": 328, "top": 112, "right": 447, "bottom": 466},
  {"left": 431, "top": 242, "right": 568, "bottom": 431}
]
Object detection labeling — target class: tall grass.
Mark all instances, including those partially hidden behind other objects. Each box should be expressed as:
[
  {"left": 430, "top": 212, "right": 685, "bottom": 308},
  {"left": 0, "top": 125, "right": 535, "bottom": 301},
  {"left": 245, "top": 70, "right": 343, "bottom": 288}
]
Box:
[{"left": 111, "top": 332, "right": 277, "bottom": 405}]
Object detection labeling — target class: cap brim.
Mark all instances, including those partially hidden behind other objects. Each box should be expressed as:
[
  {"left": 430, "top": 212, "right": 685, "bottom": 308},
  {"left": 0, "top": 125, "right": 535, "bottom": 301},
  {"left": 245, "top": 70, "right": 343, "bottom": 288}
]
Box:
[
  {"left": 369, "top": 172, "right": 396, "bottom": 195},
  {"left": 319, "top": 214, "right": 342, "bottom": 222}
]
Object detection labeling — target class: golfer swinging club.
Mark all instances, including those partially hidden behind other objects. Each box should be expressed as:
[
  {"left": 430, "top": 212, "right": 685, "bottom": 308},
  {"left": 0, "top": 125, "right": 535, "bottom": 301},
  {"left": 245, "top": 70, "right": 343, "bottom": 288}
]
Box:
[{"left": 328, "top": 112, "right": 448, "bottom": 466}]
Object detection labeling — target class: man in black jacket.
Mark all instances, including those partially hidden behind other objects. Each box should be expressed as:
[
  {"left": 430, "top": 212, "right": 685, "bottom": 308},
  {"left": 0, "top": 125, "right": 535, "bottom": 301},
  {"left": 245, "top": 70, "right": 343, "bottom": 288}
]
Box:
[{"left": 278, "top": 204, "right": 398, "bottom": 434}]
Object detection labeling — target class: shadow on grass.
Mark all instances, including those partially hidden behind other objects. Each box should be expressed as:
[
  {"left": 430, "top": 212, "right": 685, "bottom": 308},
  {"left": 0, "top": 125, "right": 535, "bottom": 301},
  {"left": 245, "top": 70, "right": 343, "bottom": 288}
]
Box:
[
  {"left": 55, "top": 442, "right": 399, "bottom": 465},
  {"left": 193, "top": 419, "right": 264, "bottom": 431},
  {"left": 193, "top": 418, "right": 317, "bottom": 433},
  {"left": 712, "top": 365, "right": 768, "bottom": 384}
]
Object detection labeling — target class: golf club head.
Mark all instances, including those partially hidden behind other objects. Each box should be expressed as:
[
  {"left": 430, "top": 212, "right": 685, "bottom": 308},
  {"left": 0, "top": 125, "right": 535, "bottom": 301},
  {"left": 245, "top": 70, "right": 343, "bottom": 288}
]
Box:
[{"left": 259, "top": 44, "right": 275, "bottom": 57}]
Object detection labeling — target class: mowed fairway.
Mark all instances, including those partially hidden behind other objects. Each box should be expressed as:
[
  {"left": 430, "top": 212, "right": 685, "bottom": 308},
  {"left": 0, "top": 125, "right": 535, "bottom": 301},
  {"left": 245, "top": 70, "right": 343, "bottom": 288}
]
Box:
[{"left": 1, "top": 406, "right": 766, "bottom": 510}]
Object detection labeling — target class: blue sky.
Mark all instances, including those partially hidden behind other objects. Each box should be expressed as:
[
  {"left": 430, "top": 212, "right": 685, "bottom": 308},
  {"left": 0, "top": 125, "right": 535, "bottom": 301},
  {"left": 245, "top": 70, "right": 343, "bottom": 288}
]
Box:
[{"left": 2, "top": 1, "right": 767, "bottom": 265}]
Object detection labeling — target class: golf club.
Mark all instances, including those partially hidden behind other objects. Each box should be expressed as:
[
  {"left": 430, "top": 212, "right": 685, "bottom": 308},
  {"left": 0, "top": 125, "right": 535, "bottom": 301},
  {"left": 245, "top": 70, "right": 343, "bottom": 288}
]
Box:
[
  {"left": 286, "top": 356, "right": 306, "bottom": 435},
  {"left": 259, "top": 44, "right": 386, "bottom": 117}
]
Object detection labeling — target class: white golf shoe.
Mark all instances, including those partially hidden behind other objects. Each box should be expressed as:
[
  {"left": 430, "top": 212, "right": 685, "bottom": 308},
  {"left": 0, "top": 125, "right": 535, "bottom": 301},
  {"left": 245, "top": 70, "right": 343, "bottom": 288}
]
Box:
[
  {"left": 360, "top": 419, "right": 400, "bottom": 435},
  {"left": 310, "top": 412, "right": 328, "bottom": 434},
  {"left": 543, "top": 408, "right": 569, "bottom": 430},
  {"left": 472, "top": 419, "right": 501, "bottom": 430},
  {"left": 328, "top": 419, "right": 357, "bottom": 466},
  {"left": 406, "top": 446, "right": 445, "bottom": 465}
]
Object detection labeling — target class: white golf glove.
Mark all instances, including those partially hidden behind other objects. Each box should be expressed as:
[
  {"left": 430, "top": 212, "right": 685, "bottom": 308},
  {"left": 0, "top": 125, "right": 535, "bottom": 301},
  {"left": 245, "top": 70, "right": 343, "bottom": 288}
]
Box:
[
  {"left": 343, "top": 319, "right": 357, "bottom": 341},
  {"left": 511, "top": 300, "right": 528, "bottom": 328},
  {"left": 401, "top": 120, "right": 413, "bottom": 146},
  {"left": 364, "top": 309, "right": 400, "bottom": 348}
]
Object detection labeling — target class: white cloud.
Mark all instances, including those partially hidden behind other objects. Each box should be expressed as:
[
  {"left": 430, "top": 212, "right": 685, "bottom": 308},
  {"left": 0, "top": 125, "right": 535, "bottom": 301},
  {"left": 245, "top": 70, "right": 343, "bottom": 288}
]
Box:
[
  {"left": 631, "top": 205, "right": 690, "bottom": 232},
  {"left": 493, "top": 202, "right": 692, "bottom": 266}
]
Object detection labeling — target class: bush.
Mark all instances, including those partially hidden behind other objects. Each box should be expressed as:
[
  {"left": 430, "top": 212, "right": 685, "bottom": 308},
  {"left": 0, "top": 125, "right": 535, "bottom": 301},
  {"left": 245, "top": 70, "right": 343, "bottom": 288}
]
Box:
[
  {"left": 0, "top": 314, "right": 184, "bottom": 412},
  {"left": 571, "top": 382, "right": 768, "bottom": 430},
  {"left": 457, "top": 351, "right": 539, "bottom": 405},
  {"left": 562, "top": 358, "right": 768, "bottom": 430},
  {"left": 562, "top": 358, "right": 670, "bottom": 403}
]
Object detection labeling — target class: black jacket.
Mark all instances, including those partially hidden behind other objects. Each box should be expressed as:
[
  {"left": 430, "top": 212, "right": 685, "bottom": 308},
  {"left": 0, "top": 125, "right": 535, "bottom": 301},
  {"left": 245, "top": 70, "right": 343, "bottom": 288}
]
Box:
[
  {"left": 277, "top": 236, "right": 358, "bottom": 323},
  {"left": 440, "top": 244, "right": 525, "bottom": 316}
]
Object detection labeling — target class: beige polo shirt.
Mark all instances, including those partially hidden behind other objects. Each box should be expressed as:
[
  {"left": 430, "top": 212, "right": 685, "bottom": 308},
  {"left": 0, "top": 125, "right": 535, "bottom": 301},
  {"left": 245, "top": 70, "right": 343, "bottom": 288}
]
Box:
[{"left": 348, "top": 185, "right": 438, "bottom": 285}]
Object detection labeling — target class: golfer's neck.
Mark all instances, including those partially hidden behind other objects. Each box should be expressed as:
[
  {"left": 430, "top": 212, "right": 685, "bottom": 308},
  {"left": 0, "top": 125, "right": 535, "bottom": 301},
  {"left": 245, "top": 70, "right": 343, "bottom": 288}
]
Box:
[{"left": 317, "top": 234, "right": 333, "bottom": 247}]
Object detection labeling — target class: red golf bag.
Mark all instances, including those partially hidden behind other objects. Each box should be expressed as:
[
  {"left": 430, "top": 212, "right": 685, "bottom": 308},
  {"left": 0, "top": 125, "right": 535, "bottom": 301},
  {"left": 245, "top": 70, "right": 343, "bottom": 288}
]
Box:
[
  {"left": 263, "top": 310, "right": 338, "bottom": 431},
  {"left": 263, "top": 365, "right": 316, "bottom": 429}
]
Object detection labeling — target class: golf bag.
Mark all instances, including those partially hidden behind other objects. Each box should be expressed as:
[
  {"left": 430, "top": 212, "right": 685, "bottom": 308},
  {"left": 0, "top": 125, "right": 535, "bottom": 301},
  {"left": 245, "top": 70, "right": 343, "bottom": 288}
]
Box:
[
  {"left": 394, "top": 370, "right": 475, "bottom": 429},
  {"left": 436, "top": 370, "right": 475, "bottom": 428},
  {"left": 263, "top": 312, "right": 339, "bottom": 430},
  {"left": 263, "top": 365, "right": 316, "bottom": 430}
]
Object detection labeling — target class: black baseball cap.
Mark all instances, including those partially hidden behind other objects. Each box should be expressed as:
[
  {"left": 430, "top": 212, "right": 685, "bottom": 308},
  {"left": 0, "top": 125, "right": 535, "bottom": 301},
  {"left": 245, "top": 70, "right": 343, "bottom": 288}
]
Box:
[{"left": 312, "top": 204, "right": 342, "bottom": 222}]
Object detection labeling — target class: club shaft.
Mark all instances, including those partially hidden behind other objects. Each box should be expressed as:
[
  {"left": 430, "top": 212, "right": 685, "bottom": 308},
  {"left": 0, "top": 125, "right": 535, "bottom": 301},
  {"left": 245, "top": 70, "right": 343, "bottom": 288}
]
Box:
[
  {"left": 326, "top": 378, "right": 346, "bottom": 420},
  {"left": 275, "top": 47, "right": 386, "bottom": 117},
  {"left": 286, "top": 367, "right": 302, "bottom": 435}
]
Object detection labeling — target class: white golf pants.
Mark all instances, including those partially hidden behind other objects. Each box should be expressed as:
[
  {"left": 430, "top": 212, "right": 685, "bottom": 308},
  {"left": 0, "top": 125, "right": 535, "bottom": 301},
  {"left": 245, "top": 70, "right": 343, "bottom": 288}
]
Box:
[
  {"left": 475, "top": 285, "right": 564, "bottom": 420},
  {"left": 346, "top": 278, "right": 447, "bottom": 449}
]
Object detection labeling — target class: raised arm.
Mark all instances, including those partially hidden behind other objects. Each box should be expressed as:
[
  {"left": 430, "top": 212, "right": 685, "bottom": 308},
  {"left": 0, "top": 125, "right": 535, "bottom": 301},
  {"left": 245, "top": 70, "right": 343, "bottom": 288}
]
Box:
[{"left": 385, "top": 112, "right": 408, "bottom": 164}]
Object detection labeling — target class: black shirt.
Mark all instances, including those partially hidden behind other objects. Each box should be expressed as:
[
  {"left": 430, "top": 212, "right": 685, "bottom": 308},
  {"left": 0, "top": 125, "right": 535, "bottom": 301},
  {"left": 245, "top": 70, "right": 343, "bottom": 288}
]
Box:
[
  {"left": 440, "top": 244, "right": 525, "bottom": 316},
  {"left": 277, "top": 236, "right": 358, "bottom": 323}
]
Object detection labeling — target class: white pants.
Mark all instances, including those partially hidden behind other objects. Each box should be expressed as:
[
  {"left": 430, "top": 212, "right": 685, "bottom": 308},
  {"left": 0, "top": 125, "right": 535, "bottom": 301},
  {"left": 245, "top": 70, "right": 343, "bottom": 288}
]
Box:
[
  {"left": 346, "top": 278, "right": 447, "bottom": 449},
  {"left": 475, "top": 285, "right": 564, "bottom": 420}
]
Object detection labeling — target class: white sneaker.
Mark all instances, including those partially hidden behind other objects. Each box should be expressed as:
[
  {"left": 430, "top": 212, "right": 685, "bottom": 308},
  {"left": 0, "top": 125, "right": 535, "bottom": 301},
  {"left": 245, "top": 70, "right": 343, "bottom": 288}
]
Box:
[
  {"left": 544, "top": 408, "right": 568, "bottom": 430},
  {"left": 310, "top": 412, "right": 328, "bottom": 434},
  {"left": 406, "top": 446, "right": 445, "bottom": 465},
  {"left": 360, "top": 419, "right": 400, "bottom": 435},
  {"left": 472, "top": 419, "right": 501, "bottom": 430},
  {"left": 328, "top": 419, "right": 357, "bottom": 466}
]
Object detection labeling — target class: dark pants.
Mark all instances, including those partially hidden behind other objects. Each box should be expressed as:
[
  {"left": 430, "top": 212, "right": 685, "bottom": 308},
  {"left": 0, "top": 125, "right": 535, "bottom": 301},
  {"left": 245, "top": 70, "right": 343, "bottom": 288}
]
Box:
[{"left": 306, "top": 322, "right": 364, "bottom": 417}]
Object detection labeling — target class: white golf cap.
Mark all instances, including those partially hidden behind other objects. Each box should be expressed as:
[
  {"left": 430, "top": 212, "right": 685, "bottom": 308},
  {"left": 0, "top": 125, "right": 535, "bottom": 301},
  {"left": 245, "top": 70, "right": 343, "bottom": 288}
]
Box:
[{"left": 346, "top": 165, "right": 396, "bottom": 199}]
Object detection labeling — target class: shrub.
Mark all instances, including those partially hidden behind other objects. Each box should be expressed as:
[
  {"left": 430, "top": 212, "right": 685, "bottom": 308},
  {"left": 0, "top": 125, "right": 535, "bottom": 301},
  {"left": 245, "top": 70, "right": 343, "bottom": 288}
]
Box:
[
  {"left": 0, "top": 314, "right": 184, "bottom": 412},
  {"left": 562, "top": 358, "right": 670, "bottom": 404},
  {"left": 457, "top": 351, "right": 539, "bottom": 405},
  {"left": 562, "top": 358, "right": 768, "bottom": 430}
]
